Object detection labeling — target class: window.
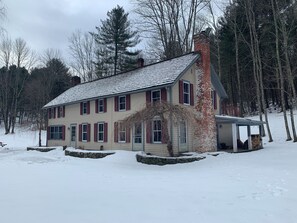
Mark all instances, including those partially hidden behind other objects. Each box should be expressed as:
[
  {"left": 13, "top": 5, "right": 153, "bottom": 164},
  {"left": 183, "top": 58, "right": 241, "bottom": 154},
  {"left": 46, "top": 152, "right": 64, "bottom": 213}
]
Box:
[
  {"left": 183, "top": 81, "right": 190, "bottom": 105},
  {"left": 82, "top": 124, "right": 88, "bottom": 142},
  {"left": 153, "top": 119, "right": 162, "bottom": 143},
  {"left": 180, "top": 121, "right": 187, "bottom": 144},
  {"left": 134, "top": 123, "right": 142, "bottom": 143},
  {"left": 49, "top": 126, "right": 63, "bottom": 140},
  {"left": 151, "top": 90, "right": 161, "bottom": 103},
  {"left": 82, "top": 102, "right": 88, "bottom": 114},
  {"left": 179, "top": 80, "right": 193, "bottom": 106},
  {"left": 58, "top": 106, "right": 64, "bottom": 118},
  {"left": 119, "top": 96, "right": 126, "bottom": 111},
  {"left": 119, "top": 122, "right": 126, "bottom": 142},
  {"left": 97, "top": 123, "right": 104, "bottom": 142},
  {"left": 49, "top": 108, "right": 55, "bottom": 119},
  {"left": 98, "top": 99, "right": 104, "bottom": 113}
]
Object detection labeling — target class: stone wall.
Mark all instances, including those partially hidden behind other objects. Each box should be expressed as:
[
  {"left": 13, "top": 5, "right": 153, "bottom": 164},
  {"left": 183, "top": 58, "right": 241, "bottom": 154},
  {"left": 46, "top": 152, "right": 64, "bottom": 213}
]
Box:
[
  {"left": 65, "top": 149, "right": 115, "bottom": 159},
  {"left": 136, "top": 153, "right": 205, "bottom": 165}
]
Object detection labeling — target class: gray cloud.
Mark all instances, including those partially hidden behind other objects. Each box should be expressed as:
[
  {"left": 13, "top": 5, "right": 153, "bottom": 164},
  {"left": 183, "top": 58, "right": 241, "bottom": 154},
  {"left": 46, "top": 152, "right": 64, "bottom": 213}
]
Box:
[{"left": 3, "top": 0, "right": 132, "bottom": 62}]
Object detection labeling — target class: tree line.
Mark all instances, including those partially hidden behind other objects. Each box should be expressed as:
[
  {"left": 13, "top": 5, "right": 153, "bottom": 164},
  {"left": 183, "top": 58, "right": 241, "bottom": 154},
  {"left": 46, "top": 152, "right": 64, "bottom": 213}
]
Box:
[
  {"left": 211, "top": 0, "right": 297, "bottom": 142},
  {"left": 1, "top": 0, "right": 296, "bottom": 143},
  {"left": 0, "top": 38, "right": 71, "bottom": 134}
]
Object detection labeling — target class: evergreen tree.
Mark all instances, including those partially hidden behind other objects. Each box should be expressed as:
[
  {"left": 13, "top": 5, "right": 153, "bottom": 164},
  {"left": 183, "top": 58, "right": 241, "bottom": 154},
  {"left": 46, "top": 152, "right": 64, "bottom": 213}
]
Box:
[{"left": 93, "top": 5, "right": 140, "bottom": 77}]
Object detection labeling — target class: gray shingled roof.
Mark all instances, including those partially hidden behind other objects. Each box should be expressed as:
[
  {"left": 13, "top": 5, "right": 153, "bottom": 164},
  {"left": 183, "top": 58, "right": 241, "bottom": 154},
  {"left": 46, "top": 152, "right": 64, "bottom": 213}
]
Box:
[{"left": 44, "top": 52, "right": 200, "bottom": 108}]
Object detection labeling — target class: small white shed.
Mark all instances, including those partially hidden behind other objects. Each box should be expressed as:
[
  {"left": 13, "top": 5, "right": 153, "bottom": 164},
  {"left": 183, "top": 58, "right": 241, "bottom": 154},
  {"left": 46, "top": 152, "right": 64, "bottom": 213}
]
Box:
[{"left": 215, "top": 115, "right": 265, "bottom": 152}]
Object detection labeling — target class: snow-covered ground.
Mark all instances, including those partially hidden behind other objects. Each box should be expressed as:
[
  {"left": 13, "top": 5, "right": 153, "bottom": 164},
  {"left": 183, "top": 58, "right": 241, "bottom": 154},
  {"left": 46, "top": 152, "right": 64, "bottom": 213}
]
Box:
[{"left": 0, "top": 113, "right": 296, "bottom": 223}]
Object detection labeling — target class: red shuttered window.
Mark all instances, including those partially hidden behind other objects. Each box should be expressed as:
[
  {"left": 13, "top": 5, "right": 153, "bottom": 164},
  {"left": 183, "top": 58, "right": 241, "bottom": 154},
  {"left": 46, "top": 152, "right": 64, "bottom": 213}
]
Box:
[{"left": 179, "top": 80, "right": 194, "bottom": 106}]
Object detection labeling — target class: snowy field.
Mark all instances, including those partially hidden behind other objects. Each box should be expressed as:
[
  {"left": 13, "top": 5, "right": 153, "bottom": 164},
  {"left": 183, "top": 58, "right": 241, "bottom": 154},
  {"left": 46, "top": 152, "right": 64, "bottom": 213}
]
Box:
[{"left": 0, "top": 113, "right": 296, "bottom": 223}]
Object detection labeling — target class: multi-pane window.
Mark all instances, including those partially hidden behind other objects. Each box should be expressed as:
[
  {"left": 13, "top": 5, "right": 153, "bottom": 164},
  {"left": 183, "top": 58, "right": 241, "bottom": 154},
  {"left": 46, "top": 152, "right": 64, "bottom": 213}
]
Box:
[
  {"left": 82, "top": 102, "right": 88, "bottom": 114},
  {"left": 180, "top": 121, "right": 187, "bottom": 144},
  {"left": 183, "top": 81, "right": 190, "bottom": 104},
  {"left": 119, "top": 123, "right": 126, "bottom": 142},
  {"left": 50, "top": 126, "right": 63, "bottom": 140},
  {"left": 134, "top": 123, "right": 142, "bottom": 143},
  {"left": 151, "top": 90, "right": 161, "bottom": 103},
  {"left": 153, "top": 119, "right": 162, "bottom": 143},
  {"left": 119, "top": 96, "right": 126, "bottom": 111},
  {"left": 97, "top": 123, "right": 104, "bottom": 142},
  {"left": 82, "top": 124, "right": 88, "bottom": 141},
  {"left": 98, "top": 99, "right": 104, "bottom": 113}
]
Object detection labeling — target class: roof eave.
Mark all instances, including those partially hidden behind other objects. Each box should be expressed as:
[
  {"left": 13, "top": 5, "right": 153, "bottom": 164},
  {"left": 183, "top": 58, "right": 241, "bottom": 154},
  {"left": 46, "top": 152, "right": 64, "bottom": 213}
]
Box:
[{"left": 42, "top": 83, "right": 175, "bottom": 109}]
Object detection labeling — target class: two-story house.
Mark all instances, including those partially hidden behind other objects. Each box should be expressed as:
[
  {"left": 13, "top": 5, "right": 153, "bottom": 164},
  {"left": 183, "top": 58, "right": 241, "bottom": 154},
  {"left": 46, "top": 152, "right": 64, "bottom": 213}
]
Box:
[{"left": 43, "top": 33, "right": 229, "bottom": 156}]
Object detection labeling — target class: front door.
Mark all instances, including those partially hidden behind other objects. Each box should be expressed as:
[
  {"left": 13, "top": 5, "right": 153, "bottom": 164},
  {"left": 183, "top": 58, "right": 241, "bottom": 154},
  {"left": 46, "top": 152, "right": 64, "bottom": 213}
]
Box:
[
  {"left": 132, "top": 122, "right": 143, "bottom": 151},
  {"left": 70, "top": 124, "right": 77, "bottom": 148},
  {"left": 179, "top": 121, "right": 188, "bottom": 153}
]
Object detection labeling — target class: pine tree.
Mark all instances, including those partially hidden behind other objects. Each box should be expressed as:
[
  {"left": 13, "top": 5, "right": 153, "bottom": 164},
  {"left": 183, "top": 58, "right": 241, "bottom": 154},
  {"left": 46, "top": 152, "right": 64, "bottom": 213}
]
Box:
[{"left": 93, "top": 5, "right": 140, "bottom": 77}]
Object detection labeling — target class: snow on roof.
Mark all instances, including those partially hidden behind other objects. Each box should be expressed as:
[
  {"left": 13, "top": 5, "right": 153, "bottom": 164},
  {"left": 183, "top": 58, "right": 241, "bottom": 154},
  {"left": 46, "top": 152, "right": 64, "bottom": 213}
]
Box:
[
  {"left": 215, "top": 115, "right": 265, "bottom": 126},
  {"left": 44, "top": 52, "right": 200, "bottom": 108}
]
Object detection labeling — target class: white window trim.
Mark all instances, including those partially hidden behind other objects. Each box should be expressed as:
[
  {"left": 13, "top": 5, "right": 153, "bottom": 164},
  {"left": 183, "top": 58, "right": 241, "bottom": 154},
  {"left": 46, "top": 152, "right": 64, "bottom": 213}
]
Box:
[
  {"left": 50, "top": 126, "right": 63, "bottom": 140},
  {"left": 97, "top": 122, "right": 104, "bottom": 142},
  {"left": 151, "top": 89, "right": 161, "bottom": 103},
  {"left": 82, "top": 124, "right": 88, "bottom": 142},
  {"left": 183, "top": 81, "right": 190, "bottom": 105},
  {"left": 119, "top": 96, "right": 126, "bottom": 111},
  {"left": 118, "top": 122, "right": 126, "bottom": 143},
  {"left": 134, "top": 122, "right": 142, "bottom": 144},
  {"left": 152, "top": 119, "right": 162, "bottom": 144}
]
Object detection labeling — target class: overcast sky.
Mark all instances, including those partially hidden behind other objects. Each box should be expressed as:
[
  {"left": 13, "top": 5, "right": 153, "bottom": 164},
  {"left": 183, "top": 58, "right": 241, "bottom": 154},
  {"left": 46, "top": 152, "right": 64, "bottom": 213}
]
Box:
[{"left": 2, "top": 0, "right": 133, "bottom": 63}]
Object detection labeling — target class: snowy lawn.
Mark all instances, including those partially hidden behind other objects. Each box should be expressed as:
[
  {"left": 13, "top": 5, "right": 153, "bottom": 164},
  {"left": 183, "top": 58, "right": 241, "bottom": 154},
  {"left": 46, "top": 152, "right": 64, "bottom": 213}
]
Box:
[{"left": 0, "top": 113, "right": 296, "bottom": 223}]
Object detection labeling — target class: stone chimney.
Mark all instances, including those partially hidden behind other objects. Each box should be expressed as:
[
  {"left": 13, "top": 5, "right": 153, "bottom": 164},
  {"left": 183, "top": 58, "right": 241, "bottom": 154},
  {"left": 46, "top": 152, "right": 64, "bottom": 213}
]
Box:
[
  {"left": 192, "top": 30, "right": 217, "bottom": 152},
  {"left": 137, "top": 58, "right": 144, "bottom": 68}
]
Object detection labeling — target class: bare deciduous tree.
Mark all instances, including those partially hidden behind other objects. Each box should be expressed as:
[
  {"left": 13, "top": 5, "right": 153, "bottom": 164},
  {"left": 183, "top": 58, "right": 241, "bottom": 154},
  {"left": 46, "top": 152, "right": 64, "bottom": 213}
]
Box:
[
  {"left": 0, "top": 35, "right": 12, "bottom": 68},
  {"left": 133, "top": 0, "right": 209, "bottom": 59},
  {"left": 13, "top": 38, "right": 37, "bottom": 69},
  {"left": 68, "top": 30, "right": 96, "bottom": 82},
  {"left": 243, "top": 0, "right": 273, "bottom": 141},
  {"left": 271, "top": 0, "right": 296, "bottom": 142},
  {"left": 40, "top": 48, "right": 62, "bottom": 66},
  {"left": 0, "top": 37, "right": 36, "bottom": 70}
]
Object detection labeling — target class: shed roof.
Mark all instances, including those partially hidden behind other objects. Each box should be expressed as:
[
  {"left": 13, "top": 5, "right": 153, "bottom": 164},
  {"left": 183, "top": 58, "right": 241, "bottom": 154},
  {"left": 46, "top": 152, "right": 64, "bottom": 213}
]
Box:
[{"left": 215, "top": 115, "right": 265, "bottom": 126}]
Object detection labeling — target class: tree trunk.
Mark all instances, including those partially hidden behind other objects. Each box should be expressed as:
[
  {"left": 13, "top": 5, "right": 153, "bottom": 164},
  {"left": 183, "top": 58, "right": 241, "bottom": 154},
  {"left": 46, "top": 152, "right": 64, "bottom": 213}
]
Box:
[
  {"left": 234, "top": 15, "right": 244, "bottom": 117},
  {"left": 38, "top": 117, "right": 42, "bottom": 147},
  {"left": 271, "top": 0, "right": 292, "bottom": 141}
]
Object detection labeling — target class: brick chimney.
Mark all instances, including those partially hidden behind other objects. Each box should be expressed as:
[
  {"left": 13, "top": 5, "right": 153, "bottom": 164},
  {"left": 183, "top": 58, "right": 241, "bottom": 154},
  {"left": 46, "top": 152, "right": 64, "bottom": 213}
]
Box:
[
  {"left": 192, "top": 30, "right": 217, "bottom": 152},
  {"left": 137, "top": 58, "right": 144, "bottom": 68},
  {"left": 71, "top": 76, "right": 81, "bottom": 86}
]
